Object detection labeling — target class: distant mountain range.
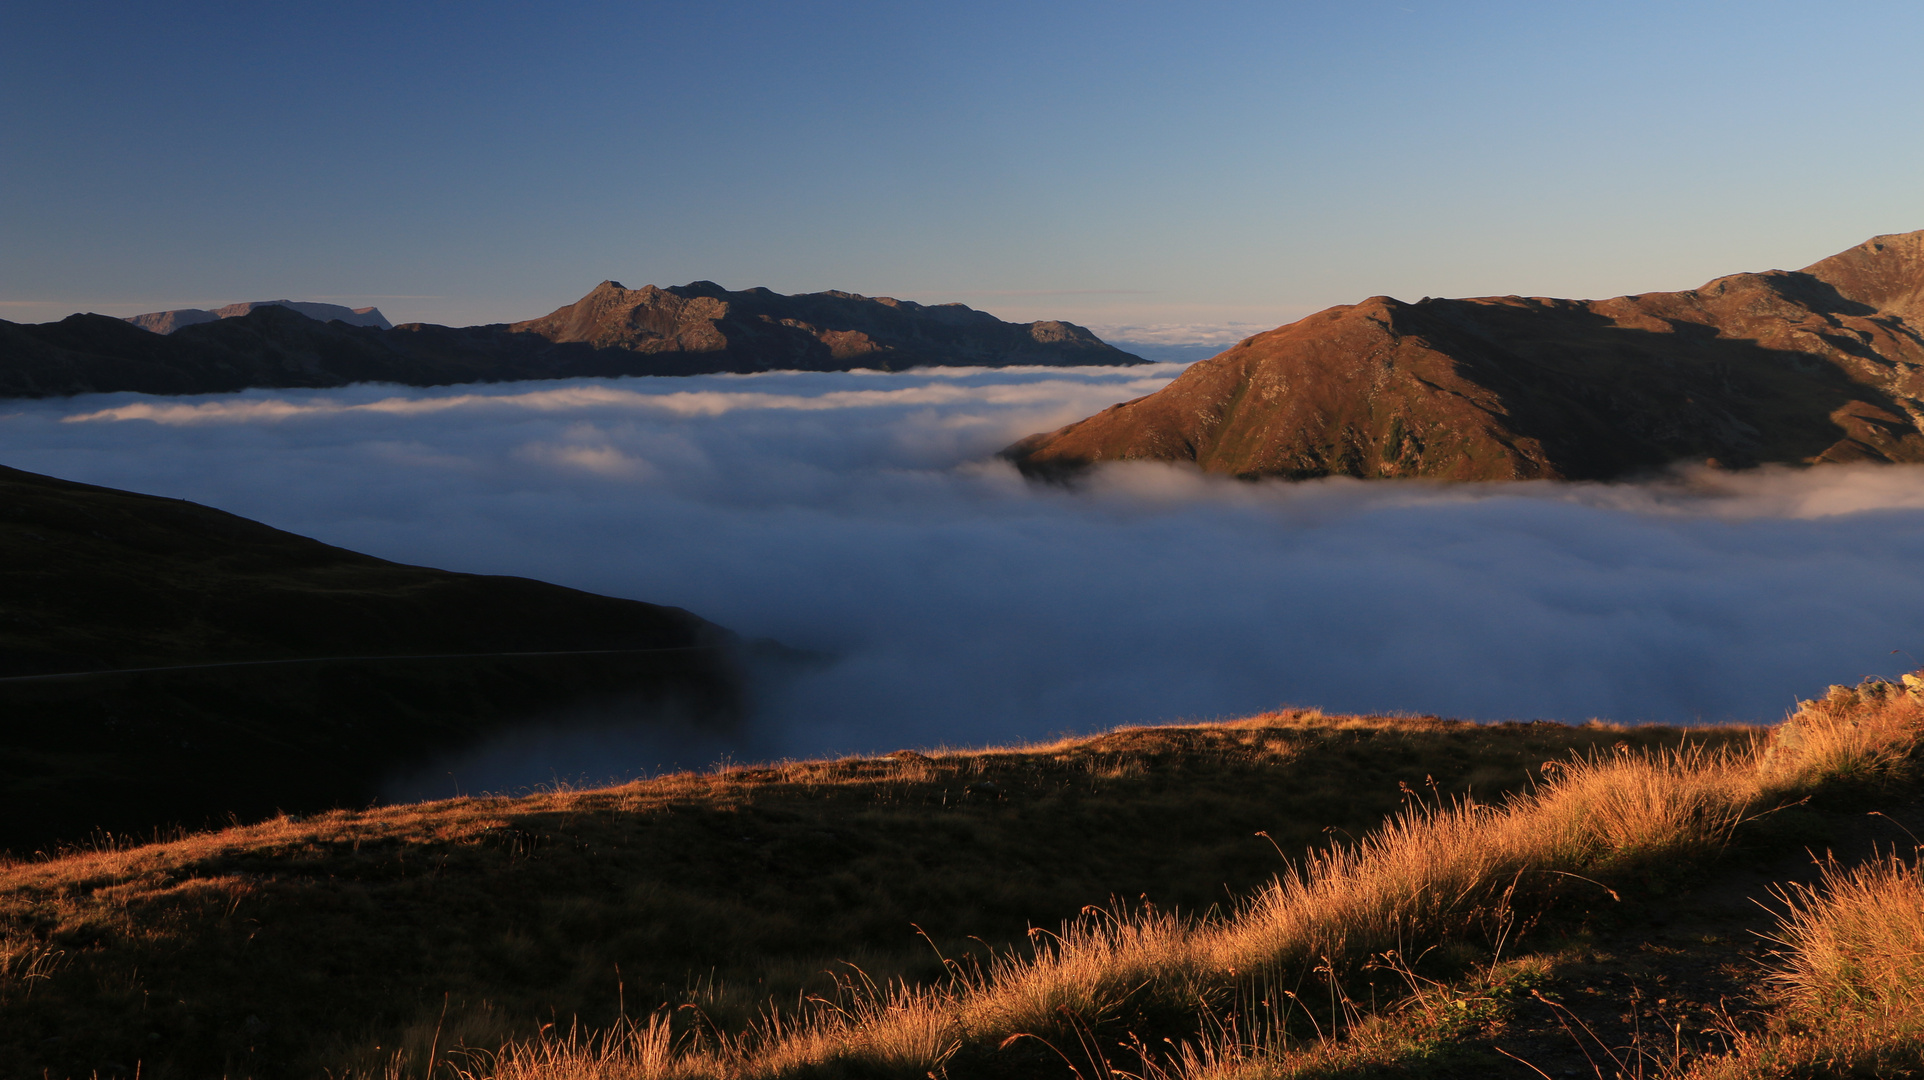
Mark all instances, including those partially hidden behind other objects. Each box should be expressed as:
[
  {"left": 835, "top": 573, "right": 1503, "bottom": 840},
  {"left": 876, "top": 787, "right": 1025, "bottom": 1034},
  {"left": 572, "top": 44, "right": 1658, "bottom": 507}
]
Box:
[
  {"left": 126, "top": 299, "right": 393, "bottom": 334},
  {"left": 0, "top": 281, "right": 1144, "bottom": 398},
  {"left": 1007, "top": 230, "right": 1924, "bottom": 481}
]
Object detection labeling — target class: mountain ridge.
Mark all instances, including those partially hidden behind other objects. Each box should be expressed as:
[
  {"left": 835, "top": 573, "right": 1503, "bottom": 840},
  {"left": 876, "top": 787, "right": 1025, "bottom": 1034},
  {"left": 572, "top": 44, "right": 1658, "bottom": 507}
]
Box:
[
  {"left": 505, "top": 279, "right": 1122, "bottom": 369},
  {"left": 1005, "top": 230, "right": 1924, "bottom": 481},
  {"left": 126, "top": 299, "right": 393, "bottom": 335},
  {"left": 0, "top": 282, "right": 1143, "bottom": 398}
]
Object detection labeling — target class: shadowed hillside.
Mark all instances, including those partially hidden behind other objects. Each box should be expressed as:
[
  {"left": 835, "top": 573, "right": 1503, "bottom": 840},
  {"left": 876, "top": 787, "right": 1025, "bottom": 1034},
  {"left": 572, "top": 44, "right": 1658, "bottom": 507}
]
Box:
[
  {"left": 1007, "top": 230, "right": 1924, "bottom": 481},
  {"left": 0, "top": 464, "right": 743, "bottom": 851},
  {"left": 0, "top": 283, "right": 1143, "bottom": 399}
]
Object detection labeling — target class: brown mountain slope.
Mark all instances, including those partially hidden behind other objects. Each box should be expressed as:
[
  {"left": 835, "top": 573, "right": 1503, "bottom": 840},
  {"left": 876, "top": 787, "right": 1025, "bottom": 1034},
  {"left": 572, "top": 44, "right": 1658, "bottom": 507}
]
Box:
[
  {"left": 1006, "top": 230, "right": 1924, "bottom": 481},
  {"left": 0, "top": 463, "right": 742, "bottom": 850},
  {"left": 507, "top": 279, "right": 1141, "bottom": 371}
]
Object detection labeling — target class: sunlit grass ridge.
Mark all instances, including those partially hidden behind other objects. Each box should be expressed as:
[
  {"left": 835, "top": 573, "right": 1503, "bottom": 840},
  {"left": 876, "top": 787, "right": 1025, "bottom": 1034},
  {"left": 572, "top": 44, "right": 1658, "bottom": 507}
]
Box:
[
  {"left": 11, "top": 709, "right": 1722, "bottom": 1077},
  {"left": 464, "top": 679, "right": 1922, "bottom": 1079}
]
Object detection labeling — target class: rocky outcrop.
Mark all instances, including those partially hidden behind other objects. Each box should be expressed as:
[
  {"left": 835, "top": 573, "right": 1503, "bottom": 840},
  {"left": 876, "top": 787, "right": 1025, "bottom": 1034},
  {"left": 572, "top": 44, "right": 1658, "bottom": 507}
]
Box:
[
  {"left": 1006, "top": 231, "right": 1924, "bottom": 481},
  {"left": 126, "top": 300, "right": 392, "bottom": 334},
  {"left": 0, "top": 282, "right": 1141, "bottom": 398}
]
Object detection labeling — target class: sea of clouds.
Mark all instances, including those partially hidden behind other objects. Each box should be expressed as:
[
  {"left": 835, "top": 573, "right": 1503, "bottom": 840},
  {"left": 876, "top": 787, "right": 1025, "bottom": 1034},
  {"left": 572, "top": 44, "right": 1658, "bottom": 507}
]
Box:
[
  {"left": 8, "top": 364, "right": 1924, "bottom": 793},
  {"left": 1093, "top": 325, "right": 1276, "bottom": 363}
]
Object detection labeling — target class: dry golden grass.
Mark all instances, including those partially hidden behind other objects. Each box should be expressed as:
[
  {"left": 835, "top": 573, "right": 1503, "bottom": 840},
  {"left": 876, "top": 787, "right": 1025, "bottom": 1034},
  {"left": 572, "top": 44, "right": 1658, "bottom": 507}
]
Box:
[
  {"left": 1146, "top": 953, "right": 1559, "bottom": 1080},
  {"left": 1769, "top": 853, "right": 1924, "bottom": 1027},
  {"left": 1213, "top": 745, "right": 1752, "bottom": 981},
  {"left": 452, "top": 677, "right": 1923, "bottom": 1080},
  {"left": 5, "top": 709, "right": 1740, "bottom": 1078},
  {"left": 5, "top": 683, "right": 1911, "bottom": 1079},
  {"left": 457, "top": 1016, "right": 706, "bottom": 1080},
  {"left": 1684, "top": 849, "right": 1924, "bottom": 1079},
  {"left": 1755, "top": 677, "right": 1924, "bottom": 796}
]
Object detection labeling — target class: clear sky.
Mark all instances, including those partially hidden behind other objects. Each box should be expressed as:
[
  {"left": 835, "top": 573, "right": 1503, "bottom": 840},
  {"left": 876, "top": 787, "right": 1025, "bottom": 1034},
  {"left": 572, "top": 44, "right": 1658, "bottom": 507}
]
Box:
[{"left": 4, "top": 1, "right": 1921, "bottom": 337}]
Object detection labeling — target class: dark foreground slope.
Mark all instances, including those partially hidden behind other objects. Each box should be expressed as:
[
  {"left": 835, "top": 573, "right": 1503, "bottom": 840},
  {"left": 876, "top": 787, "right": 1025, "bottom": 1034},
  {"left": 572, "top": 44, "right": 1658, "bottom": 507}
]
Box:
[
  {"left": 0, "top": 282, "right": 1142, "bottom": 398},
  {"left": 0, "top": 712, "right": 1759, "bottom": 1080},
  {"left": 1008, "top": 230, "right": 1924, "bottom": 480},
  {"left": 0, "top": 464, "right": 741, "bottom": 850}
]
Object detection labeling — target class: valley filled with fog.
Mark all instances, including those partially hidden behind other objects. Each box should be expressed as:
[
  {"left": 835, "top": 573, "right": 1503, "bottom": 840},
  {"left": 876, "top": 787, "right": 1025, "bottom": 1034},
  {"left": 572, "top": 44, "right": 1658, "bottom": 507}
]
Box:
[{"left": 8, "top": 363, "right": 1924, "bottom": 795}]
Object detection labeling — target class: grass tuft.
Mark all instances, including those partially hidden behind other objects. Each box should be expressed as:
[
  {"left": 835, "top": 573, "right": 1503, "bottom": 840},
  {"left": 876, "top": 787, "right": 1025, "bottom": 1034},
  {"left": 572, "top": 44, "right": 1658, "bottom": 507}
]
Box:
[{"left": 1688, "top": 850, "right": 1924, "bottom": 1079}]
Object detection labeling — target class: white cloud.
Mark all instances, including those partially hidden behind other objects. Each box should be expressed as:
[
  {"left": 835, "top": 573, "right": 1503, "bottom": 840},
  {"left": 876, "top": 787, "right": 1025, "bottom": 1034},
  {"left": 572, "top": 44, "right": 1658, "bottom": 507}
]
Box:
[
  {"left": 60, "top": 366, "right": 1186, "bottom": 426},
  {"left": 1088, "top": 322, "right": 1275, "bottom": 346},
  {"left": 513, "top": 440, "right": 657, "bottom": 480},
  {"left": 10, "top": 366, "right": 1924, "bottom": 792}
]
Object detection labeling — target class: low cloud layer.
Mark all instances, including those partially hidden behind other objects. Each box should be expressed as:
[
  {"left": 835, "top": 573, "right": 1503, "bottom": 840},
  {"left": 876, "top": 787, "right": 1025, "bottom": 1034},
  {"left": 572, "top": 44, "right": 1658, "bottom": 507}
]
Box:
[
  {"left": 10, "top": 366, "right": 1924, "bottom": 793},
  {"left": 1087, "top": 322, "right": 1276, "bottom": 346}
]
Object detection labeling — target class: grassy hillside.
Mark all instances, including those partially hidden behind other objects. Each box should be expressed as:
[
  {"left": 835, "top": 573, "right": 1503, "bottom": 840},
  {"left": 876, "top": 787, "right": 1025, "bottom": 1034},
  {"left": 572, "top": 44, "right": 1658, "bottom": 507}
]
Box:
[
  {"left": 5, "top": 679, "right": 1920, "bottom": 1080},
  {"left": 0, "top": 711, "right": 1759, "bottom": 1079},
  {"left": 458, "top": 684, "right": 1921, "bottom": 1080}
]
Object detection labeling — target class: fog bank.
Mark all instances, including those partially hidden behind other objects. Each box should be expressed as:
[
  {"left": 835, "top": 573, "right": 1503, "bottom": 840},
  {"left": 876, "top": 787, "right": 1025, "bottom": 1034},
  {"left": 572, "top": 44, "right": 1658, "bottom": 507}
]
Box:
[{"left": 8, "top": 365, "right": 1924, "bottom": 791}]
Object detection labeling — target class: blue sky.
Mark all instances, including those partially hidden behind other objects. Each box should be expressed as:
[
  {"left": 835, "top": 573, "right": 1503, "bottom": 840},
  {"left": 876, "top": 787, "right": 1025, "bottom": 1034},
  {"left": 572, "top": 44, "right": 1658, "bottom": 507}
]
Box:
[{"left": 4, "top": 1, "right": 1921, "bottom": 334}]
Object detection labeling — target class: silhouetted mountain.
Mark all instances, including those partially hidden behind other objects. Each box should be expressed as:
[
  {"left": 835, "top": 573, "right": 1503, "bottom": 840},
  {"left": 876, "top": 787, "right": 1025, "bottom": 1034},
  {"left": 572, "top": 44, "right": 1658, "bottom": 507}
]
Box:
[
  {"left": 0, "top": 463, "right": 742, "bottom": 849},
  {"left": 0, "top": 283, "right": 1143, "bottom": 398},
  {"left": 126, "top": 299, "right": 393, "bottom": 334},
  {"left": 1006, "top": 231, "right": 1924, "bottom": 481}
]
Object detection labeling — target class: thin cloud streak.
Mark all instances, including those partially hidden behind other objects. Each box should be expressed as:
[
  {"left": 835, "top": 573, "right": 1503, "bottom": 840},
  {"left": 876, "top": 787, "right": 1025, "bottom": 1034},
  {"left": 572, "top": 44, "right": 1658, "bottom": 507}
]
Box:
[
  {"left": 7, "top": 366, "right": 1924, "bottom": 792},
  {"left": 60, "top": 368, "right": 1186, "bottom": 426},
  {"left": 909, "top": 289, "right": 1160, "bottom": 298},
  {"left": 1089, "top": 322, "right": 1276, "bottom": 346}
]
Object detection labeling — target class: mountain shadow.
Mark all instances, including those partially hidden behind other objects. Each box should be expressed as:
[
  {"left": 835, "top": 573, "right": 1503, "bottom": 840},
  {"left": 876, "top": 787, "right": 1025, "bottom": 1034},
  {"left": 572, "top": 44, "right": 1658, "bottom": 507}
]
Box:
[{"left": 0, "top": 463, "right": 747, "bottom": 852}]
